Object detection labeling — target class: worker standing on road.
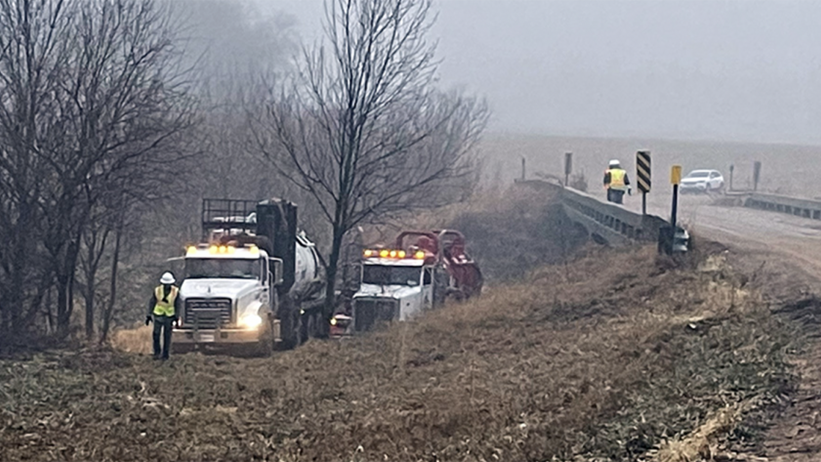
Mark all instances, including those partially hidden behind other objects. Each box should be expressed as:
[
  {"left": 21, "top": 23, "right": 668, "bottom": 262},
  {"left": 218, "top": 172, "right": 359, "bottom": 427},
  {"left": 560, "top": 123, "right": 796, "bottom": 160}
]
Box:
[
  {"left": 145, "top": 272, "right": 181, "bottom": 361},
  {"left": 603, "top": 159, "right": 631, "bottom": 204}
]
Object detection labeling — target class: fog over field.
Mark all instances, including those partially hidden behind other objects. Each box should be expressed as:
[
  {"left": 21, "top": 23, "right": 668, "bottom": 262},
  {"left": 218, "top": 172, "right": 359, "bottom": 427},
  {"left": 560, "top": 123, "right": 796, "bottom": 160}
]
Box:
[
  {"left": 265, "top": 0, "right": 821, "bottom": 146},
  {"left": 479, "top": 134, "right": 821, "bottom": 199}
]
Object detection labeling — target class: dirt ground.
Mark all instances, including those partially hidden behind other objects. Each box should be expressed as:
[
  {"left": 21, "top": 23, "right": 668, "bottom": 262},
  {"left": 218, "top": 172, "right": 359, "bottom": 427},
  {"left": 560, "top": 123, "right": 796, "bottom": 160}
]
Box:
[
  {"left": 0, "top": 241, "right": 798, "bottom": 462},
  {"left": 4, "top": 134, "right": 821, "bottom": 460},
  {"left": 693, "top": 228, "right": 821, "bottom": 462},
  {"left": 479, "top": 134, "right": 821, "bottom": 461}
]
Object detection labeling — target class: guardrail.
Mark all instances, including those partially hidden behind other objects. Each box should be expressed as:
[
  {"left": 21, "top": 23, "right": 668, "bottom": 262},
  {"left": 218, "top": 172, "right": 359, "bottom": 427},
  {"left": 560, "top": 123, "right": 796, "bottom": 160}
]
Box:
[
  {"left": 515, "top": 179, "right": 668, "bottom": 246},
  {"left": 561, "top": 187, "right": 668, "bottom": 245},
  {"left": 744, "top": 193, "right": 821, "bottom": 220}
]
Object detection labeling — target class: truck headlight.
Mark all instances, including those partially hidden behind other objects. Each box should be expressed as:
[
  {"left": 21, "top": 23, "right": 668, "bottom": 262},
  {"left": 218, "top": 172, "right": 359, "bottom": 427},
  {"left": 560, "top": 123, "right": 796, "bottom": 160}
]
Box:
[{"left": 239, "top": 314, "right": 262, "bottom": 329}]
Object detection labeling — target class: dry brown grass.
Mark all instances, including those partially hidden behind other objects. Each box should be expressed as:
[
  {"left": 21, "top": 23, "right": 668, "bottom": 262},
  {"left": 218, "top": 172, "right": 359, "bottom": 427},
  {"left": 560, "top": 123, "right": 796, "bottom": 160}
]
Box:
[
  {"left": 110, "top": 325, "right": 153, "bottom": 355},
  {"left": 653, "top": 403, "right": 743, "bottom": 462},
  {"left": 0, "top": 243, "right": 793, "bottom": 461}
]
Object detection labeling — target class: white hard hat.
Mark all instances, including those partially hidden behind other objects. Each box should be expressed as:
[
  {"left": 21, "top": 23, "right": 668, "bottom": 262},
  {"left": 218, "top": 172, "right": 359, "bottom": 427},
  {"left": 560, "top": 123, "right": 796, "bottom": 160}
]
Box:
[
  {"left": 160, "top": 272, "right": 175, "bottom": 285},
  {"left": 609, "top": 159, "right": 621, "bottom": 167}
]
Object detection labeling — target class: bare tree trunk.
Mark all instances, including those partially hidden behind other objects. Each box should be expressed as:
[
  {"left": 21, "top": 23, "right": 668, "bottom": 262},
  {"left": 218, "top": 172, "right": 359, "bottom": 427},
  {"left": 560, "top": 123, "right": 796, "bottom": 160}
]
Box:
[
  {"left": 82, "top": 226, "right": 109, "bottom": 341},
  {"left": 44, "top": 286, "right": 54, "bottom": 335},
  {"left": 7, "top": 203, "right": 33, "bottom": 339},
  {"left": 56, "top": 277, "right": 69, "bottom": 339},
  {"left": 56, "top": 240, "right": 80, "bottom": 340},
  {"left": 67, "top": 277, "right": 76, "bottom": 339},
  {"left": 23, "top": 278, "right": 50, "bottom": 335},
  {"left": 99, "top": 224, "right": 121, "bottom": 345},
  {"left": 84, "top": 271, "right": 95, "bottom": 341},
  {"left": 321, "top": 226, "right": 346, "bottom": 338},
  {"left": 83, "top": 229, "right": 96, "bottom": 340}
]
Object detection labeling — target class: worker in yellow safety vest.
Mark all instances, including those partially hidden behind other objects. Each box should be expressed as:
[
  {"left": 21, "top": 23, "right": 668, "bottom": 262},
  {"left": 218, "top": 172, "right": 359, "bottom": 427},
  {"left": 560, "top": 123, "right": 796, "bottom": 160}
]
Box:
[
  {"left": 603, "top": 159, "right": 631, "bottom": 204},
  {"left": 145, "top": 272, "right": 181, "bottom": 360}
]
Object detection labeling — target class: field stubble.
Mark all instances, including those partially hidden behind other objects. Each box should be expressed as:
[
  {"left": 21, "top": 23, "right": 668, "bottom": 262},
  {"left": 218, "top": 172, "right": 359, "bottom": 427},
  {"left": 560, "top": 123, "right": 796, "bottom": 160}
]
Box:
[{"left": 0, "top": 240, "right": 795, "bottom": 461}]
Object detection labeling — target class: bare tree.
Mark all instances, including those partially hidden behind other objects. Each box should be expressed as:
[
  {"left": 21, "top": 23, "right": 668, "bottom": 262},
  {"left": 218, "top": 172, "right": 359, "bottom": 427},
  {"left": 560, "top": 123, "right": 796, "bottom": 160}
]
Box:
[
  {"left": 0, "top": 0, "right": 197, "bottom": 345},
  {"left": 0, "top": 0, "right": 74, "bottom": 345},
  {"left": 252, "top": 0, "right": 488, "bottom": 331},
  {"left": 62, "top": 0, "right": 197, "bottom": 340}
]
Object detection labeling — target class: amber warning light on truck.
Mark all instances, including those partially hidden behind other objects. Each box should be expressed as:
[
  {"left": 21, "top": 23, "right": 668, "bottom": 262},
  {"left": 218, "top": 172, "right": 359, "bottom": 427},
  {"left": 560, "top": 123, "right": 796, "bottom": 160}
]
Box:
[
  {"left": 363, "top": 249, "right": 425, "bottom": 259},
  {"left": 186, "top": 244, "right": 259, "bottom": 256}
]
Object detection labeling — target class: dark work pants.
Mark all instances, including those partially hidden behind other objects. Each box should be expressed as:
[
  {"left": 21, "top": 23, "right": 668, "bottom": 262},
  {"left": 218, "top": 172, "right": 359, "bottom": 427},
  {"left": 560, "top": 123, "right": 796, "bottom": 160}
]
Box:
[
  {"left": 607, "top": 189, "right": 625, "bottom": 204},
  {"left": 152, "top": 315, "right": 174, "bottom": 359}
]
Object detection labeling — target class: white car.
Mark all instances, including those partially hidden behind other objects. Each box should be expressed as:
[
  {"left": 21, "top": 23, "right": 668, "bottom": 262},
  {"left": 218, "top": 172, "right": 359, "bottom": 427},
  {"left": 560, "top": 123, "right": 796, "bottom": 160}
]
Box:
[{"left": 680, "top": 169, "right": 724, "bottom": 194}]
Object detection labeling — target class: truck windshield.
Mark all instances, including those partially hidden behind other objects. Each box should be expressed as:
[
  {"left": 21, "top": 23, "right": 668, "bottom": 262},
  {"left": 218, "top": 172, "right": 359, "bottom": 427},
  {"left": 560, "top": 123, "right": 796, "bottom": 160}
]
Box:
[
  {"left": 362, "top": 265, "right": 421, "bottom": 286},
  {"left": 185, "top": 258, "right": 260, "bottom": 279}
]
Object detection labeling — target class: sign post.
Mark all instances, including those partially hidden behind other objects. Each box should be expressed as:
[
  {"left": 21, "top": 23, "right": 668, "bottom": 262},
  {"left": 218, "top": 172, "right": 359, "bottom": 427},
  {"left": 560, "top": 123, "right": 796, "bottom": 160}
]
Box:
[
  {"left": 753, "top": 161, "right": 761, "bottom": 191},
  {"left": 564, "top": 152, "right": 573, "bottom": 186},
  {"left": 658, "top": 165, "right": 689, "bottom": 255},
  {"left": 729, "top": 164, "right": 734, "bottom": 192},
  {"left": 636, "top": 151, "right": 651, "bottom": 215},
  {"left": 671, "top": 165, "right": 682, "bottom": 228}
]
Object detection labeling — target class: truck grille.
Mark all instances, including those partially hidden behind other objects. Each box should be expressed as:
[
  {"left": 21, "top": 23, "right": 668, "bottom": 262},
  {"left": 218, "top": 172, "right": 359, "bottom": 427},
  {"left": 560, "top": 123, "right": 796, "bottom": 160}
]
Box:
[
  {"left": 353, "top": 298, "right": 399, "bottom": 332},
  {"left": 184, "top": 298, "right": 232, "bottom": 329}
]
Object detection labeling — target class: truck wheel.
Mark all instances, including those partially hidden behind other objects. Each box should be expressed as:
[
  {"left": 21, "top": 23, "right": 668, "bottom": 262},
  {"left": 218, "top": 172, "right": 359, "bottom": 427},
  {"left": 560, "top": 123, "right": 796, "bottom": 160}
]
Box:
[
  {"left": 277, "top": 295, "right": 300, "bottom": 350},
  {"left": 293, "top": 310, "right": 304, "bottom": 346},
  {"left": 277, "top": 309, "right": 297, "bottom": 350},
  {"left": 256, "top": 318, "right": 274, "bottom": 357},
  {"left": 302, "top": 310, "right": 320, "bottom": 339}
]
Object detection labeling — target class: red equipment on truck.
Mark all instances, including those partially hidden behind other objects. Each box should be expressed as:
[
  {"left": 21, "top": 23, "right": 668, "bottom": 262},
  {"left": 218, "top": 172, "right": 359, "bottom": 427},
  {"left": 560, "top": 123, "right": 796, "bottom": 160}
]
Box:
[
  {"left": 394, "top": 229, "right": 483, "bottom": 300},
  {"left": 331, "top": 229, "right": 482, "bottom": 336}
]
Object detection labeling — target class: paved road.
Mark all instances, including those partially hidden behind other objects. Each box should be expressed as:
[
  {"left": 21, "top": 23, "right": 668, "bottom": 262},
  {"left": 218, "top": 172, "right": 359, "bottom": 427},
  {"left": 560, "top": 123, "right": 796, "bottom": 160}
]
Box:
[{"left": 589, "top": 187, "right": 821, "bottom": 272}]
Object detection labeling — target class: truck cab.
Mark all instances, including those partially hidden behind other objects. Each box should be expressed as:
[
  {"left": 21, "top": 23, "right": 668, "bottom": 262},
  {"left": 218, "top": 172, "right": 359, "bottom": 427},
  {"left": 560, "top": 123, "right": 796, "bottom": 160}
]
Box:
[
  {"left": 331, "top": 229, "right": 482, "bottom": 337},
  {"left": 350, "top": 251, "right": 435, "bottom": 332},
  {"left": 174, "top": 243, "right": 281, "bottom": 351},
  {"left": 171, "top": 198, "right": 323, "bottom": 354}
]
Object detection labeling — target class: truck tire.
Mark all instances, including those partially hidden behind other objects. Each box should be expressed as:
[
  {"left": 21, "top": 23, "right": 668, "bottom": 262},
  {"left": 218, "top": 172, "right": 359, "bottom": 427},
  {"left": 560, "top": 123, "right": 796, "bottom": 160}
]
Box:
[
  {"left": 277, "top": 295, "right": 300, "bottom": 350},
  {"left": 256, "top": 317, "right": 274, "bottom": 357},
  {"left": 294, "top": 310, "right": 304, "bottom": 346},
  {"left": 301, "top": 309, "right": 320, "bottom": 340}
]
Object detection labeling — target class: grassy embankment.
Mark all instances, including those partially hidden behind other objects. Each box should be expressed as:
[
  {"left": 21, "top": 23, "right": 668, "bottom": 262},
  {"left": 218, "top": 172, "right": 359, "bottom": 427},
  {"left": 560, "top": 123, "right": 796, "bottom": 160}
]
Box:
[{"left": 0, "top": 237, "right": 794, "bottom": 461}]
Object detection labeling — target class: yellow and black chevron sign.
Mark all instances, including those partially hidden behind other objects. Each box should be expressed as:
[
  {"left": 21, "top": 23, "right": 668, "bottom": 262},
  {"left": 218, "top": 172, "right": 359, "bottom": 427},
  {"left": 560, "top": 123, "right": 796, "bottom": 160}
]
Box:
[{"left": 636, "top": 151, "right": 651, "bottom": 192}]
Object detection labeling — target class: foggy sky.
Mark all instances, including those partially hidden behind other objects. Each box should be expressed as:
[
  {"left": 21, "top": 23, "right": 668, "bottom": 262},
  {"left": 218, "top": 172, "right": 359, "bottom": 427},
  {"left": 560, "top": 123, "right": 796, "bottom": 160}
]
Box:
[{"left": 262, "top": 1, "right": 821, "bottom": 145}]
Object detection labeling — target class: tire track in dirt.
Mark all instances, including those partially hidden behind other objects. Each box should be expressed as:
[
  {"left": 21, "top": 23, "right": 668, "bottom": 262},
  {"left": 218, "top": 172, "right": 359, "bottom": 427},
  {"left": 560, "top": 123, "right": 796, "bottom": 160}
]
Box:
[{"left": 686, "top": 206, "right": 821, "bottom": 461}]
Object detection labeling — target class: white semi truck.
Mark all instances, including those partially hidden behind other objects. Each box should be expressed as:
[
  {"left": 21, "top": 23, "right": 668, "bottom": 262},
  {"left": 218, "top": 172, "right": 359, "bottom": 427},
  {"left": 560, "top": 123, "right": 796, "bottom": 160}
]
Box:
[
  {"left": 331, "top": 230, "right": 483, "bottom": 336},
  {"left": 172, "top": 199, "right": 324, "bottom": 354}
]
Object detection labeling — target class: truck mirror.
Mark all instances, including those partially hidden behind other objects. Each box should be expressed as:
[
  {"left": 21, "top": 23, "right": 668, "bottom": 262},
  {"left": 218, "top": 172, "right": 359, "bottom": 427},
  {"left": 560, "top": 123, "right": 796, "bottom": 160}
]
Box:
[{"left": 269, "top": 258, "right": 284, "bottom": 286}]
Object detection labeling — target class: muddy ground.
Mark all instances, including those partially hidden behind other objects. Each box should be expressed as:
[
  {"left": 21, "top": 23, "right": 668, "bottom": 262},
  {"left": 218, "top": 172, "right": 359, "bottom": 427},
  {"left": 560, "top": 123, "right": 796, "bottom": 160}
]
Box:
[{"left": 0, "top": 239, "right": 799, "bottom": 461}]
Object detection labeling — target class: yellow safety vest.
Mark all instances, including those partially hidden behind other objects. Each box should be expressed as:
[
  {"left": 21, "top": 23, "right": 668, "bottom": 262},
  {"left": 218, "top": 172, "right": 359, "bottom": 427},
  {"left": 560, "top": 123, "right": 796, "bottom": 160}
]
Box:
[
  {"left": 607, "top": 168, "right": 627, "bottom": 190},
  {"left": 153, "top": 285, "right": 178, "bottom": 317}
]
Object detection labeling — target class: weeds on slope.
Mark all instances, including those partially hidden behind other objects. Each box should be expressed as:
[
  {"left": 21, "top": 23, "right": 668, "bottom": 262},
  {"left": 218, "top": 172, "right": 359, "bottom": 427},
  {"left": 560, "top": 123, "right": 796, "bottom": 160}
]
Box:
[{"left": 0, "top": 246, "right": 794, "bottom": 461}]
